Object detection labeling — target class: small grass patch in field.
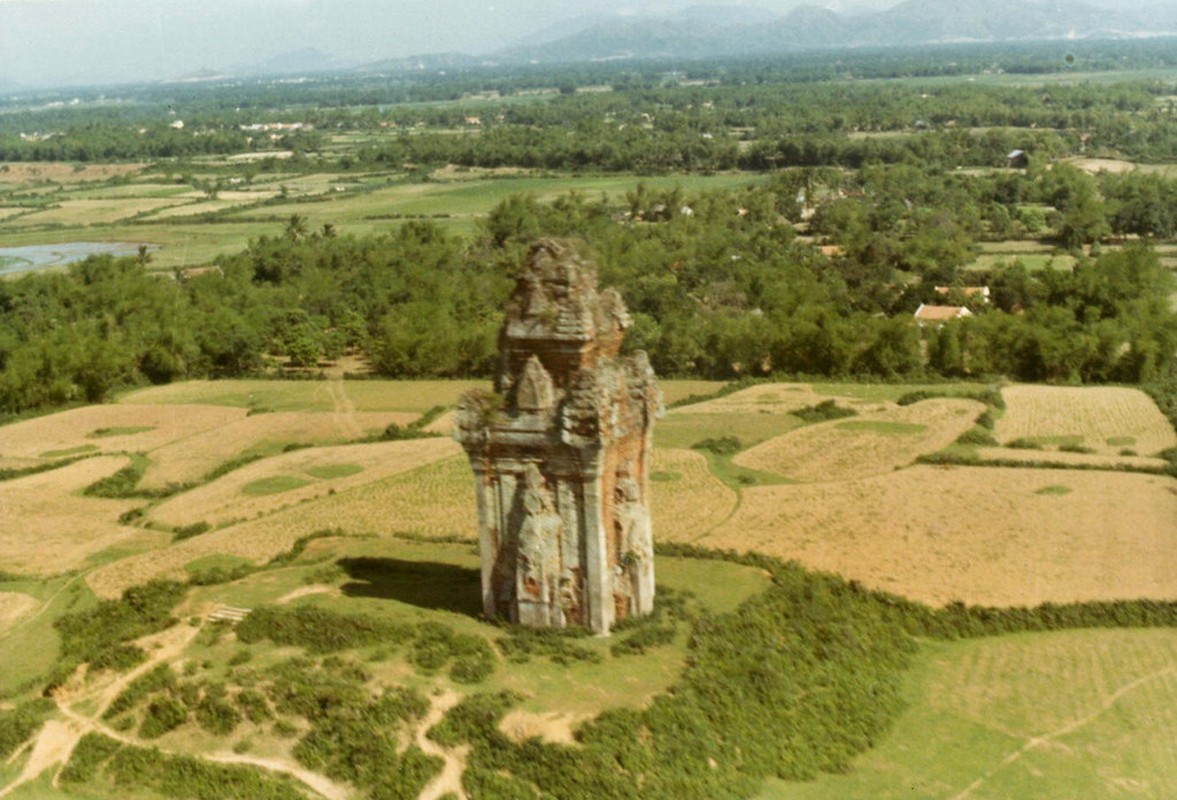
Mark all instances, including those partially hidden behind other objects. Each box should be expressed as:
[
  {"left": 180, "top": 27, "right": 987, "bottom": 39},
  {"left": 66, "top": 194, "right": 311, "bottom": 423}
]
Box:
[
  {"left": 40, "top": 444, "right": 99, "bottom": 458},
  {"left": 1028, "top": 434, "right": 1085, "bottom": 448},
  {"left": 240, "top": 475, "right": 311, "bottom": 496},
  {"left": 1035, "top": 485, "right": 1073, "bottom": 496},
  {"left": 1106, "top": 436, "right": 1136, "bottom": 447},
  {"left": 87, "top": 426, "right": 156, "bottom": 438},
  {"left": 656, "top": 411, "right": 803, "bottom": 450},
  {"left": 650, "top": 470, "right": 682, "bottom": 482},
  {"left": 305, "top": 464, "right": 363, "bottom": 480},
  {"left": 835, "top": 420, "right": 926, "bottom": 435}
]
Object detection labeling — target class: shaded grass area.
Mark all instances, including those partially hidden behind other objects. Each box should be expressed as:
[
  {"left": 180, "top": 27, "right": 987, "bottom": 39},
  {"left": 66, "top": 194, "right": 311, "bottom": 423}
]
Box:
[
  {"left": 656, "top": 411, "right": 804, "bottom": 450},
  {"left": 240, "top": 475, "right": 311, "bottom": 496},
  {"left": 0, "top": 575, "right": 95, "bottom": 696}
]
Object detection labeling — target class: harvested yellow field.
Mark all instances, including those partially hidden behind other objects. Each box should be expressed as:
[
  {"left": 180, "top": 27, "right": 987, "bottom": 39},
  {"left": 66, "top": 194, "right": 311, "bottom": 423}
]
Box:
[
  {"left": 22, "top": 198, "right": 185, "bottom": 225},
  {"left": 996, "top": 385, "right": 1177, "bottom": 456},
  {"left": 734, "top": 398, "right": 983, "bottom": 482},
  {"left": 0, "top": 592, "right": 37, "bottom": 636},
  {"left": 139, "top": 410, "right": 417, "bottom": 489},
  {"left": 976, "top": 446, "right": 1170, "bottom": 472},
  {"left": 89, "top": 454, "right": 478, "bottom": 597},
  {"left": 0, "top": 456, "right": 143, "bottom": 574},
  {"left": 0, "top": 162, "right": 145, "bottom": 185},
  {"left": 704, "top": 465, "right": 1177, "bottom": 607},
  {"left": 0, "top": 404, "right": 246, "bottom": 461},
  {"left": 684, "top": 382, "right": 886, "bottom": 415},
  {"left": 648, "top": 448, "right": 738, "bottom": 541},
  {"left": 149, "top": 437, "right": 461, "bottom": 528}
]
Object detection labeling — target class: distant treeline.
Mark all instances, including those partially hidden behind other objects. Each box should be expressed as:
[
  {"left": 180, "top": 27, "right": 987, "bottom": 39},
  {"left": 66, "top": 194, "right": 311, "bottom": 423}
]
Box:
[{"left": 2, "top": 164, "right": 1175, "bottom": 417}]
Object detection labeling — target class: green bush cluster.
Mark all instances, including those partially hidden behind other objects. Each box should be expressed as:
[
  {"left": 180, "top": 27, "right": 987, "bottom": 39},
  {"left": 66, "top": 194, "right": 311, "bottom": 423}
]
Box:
[
  {"left": 496, "top": 626, "right": 601, "bottom": 665},
  {"left": 104, "top": 663, "right": 176, "bottom": 720},
  {"left": 0, "top": 698, "right": 54, "bottom": 760},
  {"left": 793, "top": 399, "right": 857, "bottom": 423},
  {"left": 691, "top": 436, "right": 742, "bottom": 456},
  {"left": 79, "top": 737, "right": 306, "bottom": 800},
  {"left": 50, "top": 579, "right": 186, "bottom": 683},
  {"left": 956, "top": 426, "right": 998, "bottom": 446},
  {"left": 409, "top": 621, "right": 496, "bottom": 684},
  {"left": 376, "top": 405, "right": 448, "bottom": 442},
  {"left": 173, "top": 521, "right": 212, "bottom": 541},
  {"left": 139, "top": 695, "right": 188, "bottom": 739},
  {"left": 236, "top": 604, "right": 412, "bottom": 653}
]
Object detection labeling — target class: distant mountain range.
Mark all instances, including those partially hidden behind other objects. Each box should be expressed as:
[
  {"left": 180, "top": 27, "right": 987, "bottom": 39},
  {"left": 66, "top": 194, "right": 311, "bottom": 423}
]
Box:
[
  {"left": 179, "top": 0, "right": 1177, "bottom": 83},
  {"left": 496, "top": 0, "right": 1177, "bottom": 64}
]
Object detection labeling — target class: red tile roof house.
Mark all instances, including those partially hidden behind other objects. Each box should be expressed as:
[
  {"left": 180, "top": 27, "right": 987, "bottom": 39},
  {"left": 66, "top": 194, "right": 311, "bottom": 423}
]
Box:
[{"left": 914, "top": 304, "right": 972, "bottom": 327}]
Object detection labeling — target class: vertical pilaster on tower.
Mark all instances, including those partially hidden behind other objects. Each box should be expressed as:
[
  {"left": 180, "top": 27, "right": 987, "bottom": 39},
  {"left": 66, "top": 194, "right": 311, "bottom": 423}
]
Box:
[{"left": 455, "top": 239, "right": 661, "bottom": 635}]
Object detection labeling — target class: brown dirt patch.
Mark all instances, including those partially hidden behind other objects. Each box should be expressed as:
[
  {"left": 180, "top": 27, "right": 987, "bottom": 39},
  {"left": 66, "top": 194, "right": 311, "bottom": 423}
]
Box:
[
  {"left": 0, "top": 456, "right": 145, "bottom": 575},
  {"left": 734, "top": 398, "right": 983, "bottom": 482},
  {"left": 500, "top": 709, "right": 588, "bottom": 746},
  {"left": 996, "top": 385, "right": 1177, "bottom": 457},
  {"left": 649, "top": 448, "right": 738, "bottom": 541},
  {"left": 149, "top": 437, "right": 459, "bottom": 529},
  {"left": 0, "top": 592, "right": 37, "bottom": 636},
  {"left": 703, "top": 465, "right": 1177, "bottom": 607}
]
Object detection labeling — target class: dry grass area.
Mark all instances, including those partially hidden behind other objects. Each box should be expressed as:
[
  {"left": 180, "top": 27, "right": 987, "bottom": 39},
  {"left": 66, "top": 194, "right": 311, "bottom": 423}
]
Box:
[
  {"left": 0, "top": 592, "right": 37, "bottom": 636},
  {"left": 0, "top": 162, "right": 145, "bottom": 185},
  {"left": 684, "top": 382, "right": 887, "bottom": 416},
  {"left": 0, "top": 403, "right": 245, "bottom": 464},
  {"left": 1069, "top": 157, "right": 1138, "bottom": 174},
  {"left": 149, "top": 437, "right": 461, "bottom": 529},
  {"left": 704, "top": 465, "right": 1177, "bottom": 607},
  {"left": 0, "top": 456, "right": 144, "bottom": 574},
  {"left": 975, "top": 446, "right": 1171, "bottom": 471},
  {"left": 734, "top": 398, "right": 983, "bottom": 482},
  {"left": 648, "top": 448, "right": 739, "bottom": 541},
  {"left": 20, "top": 198, "right": 185, "bottom": 226},
  {"left": 139, "top": 410, "right": 417, "bottom": 489},
  {"left": 996, "top": 385, "right": 1177, "bottom": 456},
  {"left": 89, "top": 454, "right": 478, "bottom": 597}
]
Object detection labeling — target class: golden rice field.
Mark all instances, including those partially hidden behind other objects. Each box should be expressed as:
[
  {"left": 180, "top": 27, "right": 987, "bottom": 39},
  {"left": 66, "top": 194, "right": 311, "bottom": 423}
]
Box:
[
  {"left": 734, "top": 397, "right": 984, "bottom": 482},
  {"left": 648, "top": 448, "right": 739, "bottom": 540},
  {"left": 148, "top": 437, "right": 461, "bottom": 529},
  {"left": 683, "top": 382, "right": 888, "bottom": 415},
  {"left": 0, "top": 403, "right": 246, "bottom": 468},
  {"left": 87, "top": 453, "right": 480, "bottom": 597},
  {"left": 995, "top": 384, "right": 1177, "bottom": 456},
  {"left": 704, "top": 465, "right": 1177, "bottom": 607},
  {"left": 0, "top": 456, "right": 152, "bottom": 574},
  {"left": 18, "top": 197, "right": 186, "bottom": 226},
  {"left": 138, "top": 409, "right": 417, "bottom": 489}
]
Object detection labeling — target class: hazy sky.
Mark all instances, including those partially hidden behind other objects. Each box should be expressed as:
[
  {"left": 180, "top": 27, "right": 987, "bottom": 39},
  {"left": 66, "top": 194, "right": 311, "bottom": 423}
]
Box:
[{"left": 0, "top": 0, "right": 1169, "bottom": 88}]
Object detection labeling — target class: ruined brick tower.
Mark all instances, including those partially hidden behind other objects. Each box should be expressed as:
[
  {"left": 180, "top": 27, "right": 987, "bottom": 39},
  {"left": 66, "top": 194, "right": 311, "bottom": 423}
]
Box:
[{"left": 455, "top": 239, "right": 660, "bottom": 635}]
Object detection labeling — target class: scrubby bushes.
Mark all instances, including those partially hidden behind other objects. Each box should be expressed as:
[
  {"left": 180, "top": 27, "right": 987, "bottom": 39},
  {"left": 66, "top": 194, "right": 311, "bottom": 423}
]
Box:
[
  {"left": 496, "top": 625, "right": 600, "bottom": 665},
  {"left": 0, "top": 698, "right": 54, "bottom": 760},
  {"left": 236, "top": 604, "right": 411, "bottom": 653},
  {"left": 50, "top": 579, "right": 185, "bottom": 683},
  {"left": 792, "top": 398, "right": 857, "bottom": 423}
]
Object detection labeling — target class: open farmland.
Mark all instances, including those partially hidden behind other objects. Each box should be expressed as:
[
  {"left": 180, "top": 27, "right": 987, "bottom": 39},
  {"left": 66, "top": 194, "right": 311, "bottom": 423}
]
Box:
[
  {"left": 761, "top": 627, "right": 1177, "bottom": 800},
  {"left": 704, "top": 465, "right": 1177, "bottom": 607},
  {"left": 994, "top": 384, "right": 1177, "bottom": 456},
  {"left": 0, "top": 456, "right": 165, "bottom": 574},
  {"left": 148, "top": 437, "right": 460, "bottom": 529},
  {"left": 734, "top": 397, "right": 985, "bottom": 482}
]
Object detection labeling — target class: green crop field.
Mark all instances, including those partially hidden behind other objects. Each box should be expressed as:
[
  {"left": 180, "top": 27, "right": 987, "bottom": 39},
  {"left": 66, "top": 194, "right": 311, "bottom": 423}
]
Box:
[{"left": 759, "top": 628, "right": 1177, "bottom": 800}]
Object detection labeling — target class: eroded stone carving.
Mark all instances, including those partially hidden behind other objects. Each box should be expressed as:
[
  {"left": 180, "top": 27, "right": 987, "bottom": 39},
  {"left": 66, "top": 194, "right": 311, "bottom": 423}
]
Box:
[{"left": 456, "top": 239, "right": 661, "bottom": 634}]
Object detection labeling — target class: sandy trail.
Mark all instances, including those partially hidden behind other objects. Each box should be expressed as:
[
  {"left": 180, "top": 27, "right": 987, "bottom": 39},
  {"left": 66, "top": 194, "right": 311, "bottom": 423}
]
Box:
[{"left": 415, "top": 690, "right": 468, "bottom": 800}]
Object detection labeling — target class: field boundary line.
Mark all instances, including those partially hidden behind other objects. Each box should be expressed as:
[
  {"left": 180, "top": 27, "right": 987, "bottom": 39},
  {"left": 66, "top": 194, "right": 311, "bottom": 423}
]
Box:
[{"left": 951, "top": 663, "right": 1177, "bottom": 800}]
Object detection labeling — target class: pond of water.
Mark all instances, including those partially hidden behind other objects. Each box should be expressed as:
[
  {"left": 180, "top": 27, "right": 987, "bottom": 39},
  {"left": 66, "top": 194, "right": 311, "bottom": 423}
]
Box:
[{"left": 0, "top": 242, "right": 158, "bottom": 276}]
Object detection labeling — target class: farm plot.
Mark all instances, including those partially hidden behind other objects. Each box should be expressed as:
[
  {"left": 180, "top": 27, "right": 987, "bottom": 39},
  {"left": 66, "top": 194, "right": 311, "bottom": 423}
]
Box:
[
  {"left": 88, "top": 453, "right": 478, "bottom": 597},
  {"left": 683, "top": 382, "right": 883, "bottom": 415},
  {"left": 138, "top": 409, "right": 417, "bottom": 489},
  {"left": 148, "top": 437, "right": 461, "bottom": 529},
  {"left": 13, "top": 197, "right": 185, "bottom": 226},
  {"left": 0, "top": 592, "right": 37, "bottom": 636},
  {"left": 995, "top": 384, "right": 1177, "bottom": 456},
  {"left": 0, "top": 456, "right": 146, "bottom": 574},
  {"left": 761, "top": 628, "right": 1177, "bottom": 800},
  {"left": 0, "top": 403, "right": 246, "bottom": 466},
  {"left": 734, "top": 398, "right": 984, "bottom": 482},
  {"left": 648, "top": 448, "right": 739, "bottom": 540},
  {"left": 704, "top": 465, "right": 1177, "bottom": 608}
]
